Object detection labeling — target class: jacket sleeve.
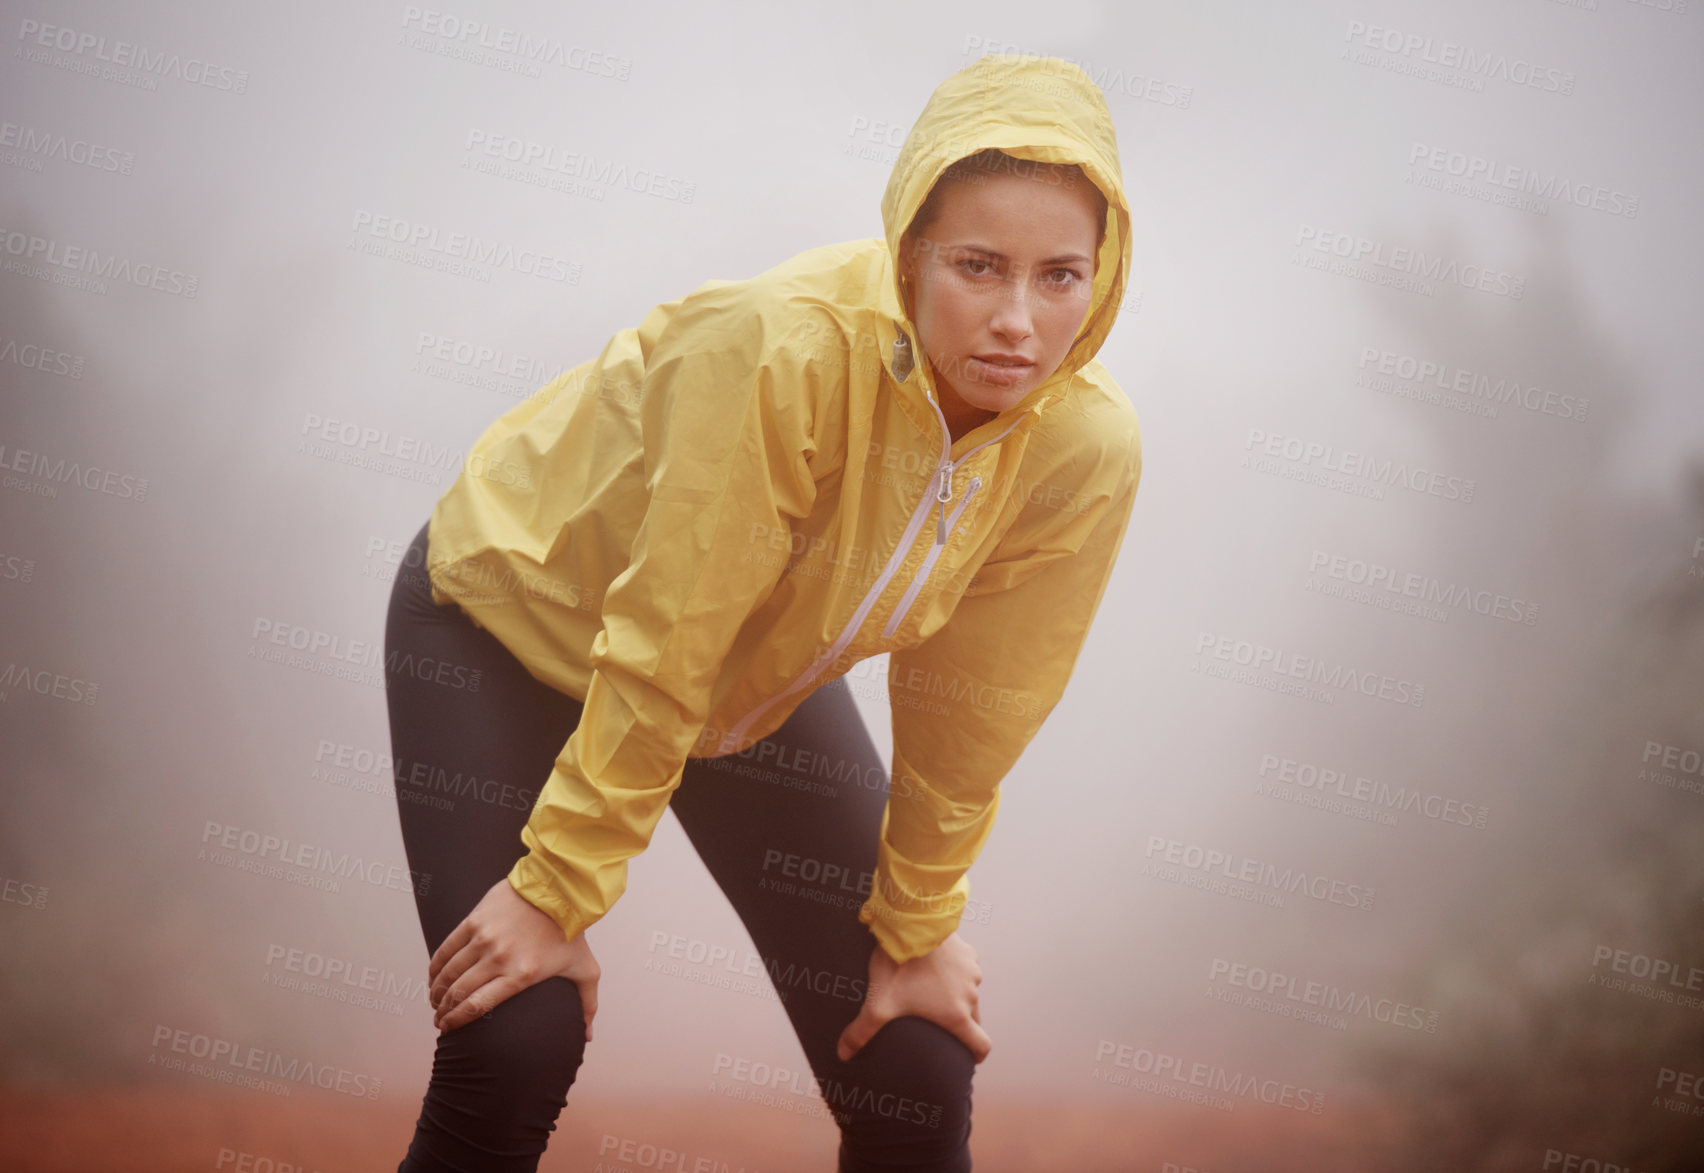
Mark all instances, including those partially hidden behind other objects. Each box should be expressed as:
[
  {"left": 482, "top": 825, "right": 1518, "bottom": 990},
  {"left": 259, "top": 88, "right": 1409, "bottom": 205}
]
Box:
[
  {"left": 506, "top": 298, "right": 813, "bottom": 943},
  {"left": 859, "top": 422, "right": 1141, "bottom": 962}
]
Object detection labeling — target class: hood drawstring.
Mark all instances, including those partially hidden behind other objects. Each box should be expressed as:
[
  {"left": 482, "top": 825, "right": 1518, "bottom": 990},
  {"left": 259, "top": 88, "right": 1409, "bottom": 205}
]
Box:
[{"left": 890, "top": 323, "right": 914, "bottom": 383}]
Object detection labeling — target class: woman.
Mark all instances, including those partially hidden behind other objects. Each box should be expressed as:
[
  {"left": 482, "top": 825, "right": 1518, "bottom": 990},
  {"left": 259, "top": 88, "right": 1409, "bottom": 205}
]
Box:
[{"left": 384, "top": 52, "right": 1141, "bottom": 1172}]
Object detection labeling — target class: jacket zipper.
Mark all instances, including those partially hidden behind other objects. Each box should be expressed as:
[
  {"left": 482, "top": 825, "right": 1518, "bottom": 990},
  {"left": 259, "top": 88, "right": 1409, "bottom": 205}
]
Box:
[
  {"left": 880, "top": 474, "right": 981, "bottom": 638},
  {"left": 878, "top": 393, "right": 1026, "bottom": 637},
  {"left": 713, "top": 342, "right": 1022, "bottom": 754}
]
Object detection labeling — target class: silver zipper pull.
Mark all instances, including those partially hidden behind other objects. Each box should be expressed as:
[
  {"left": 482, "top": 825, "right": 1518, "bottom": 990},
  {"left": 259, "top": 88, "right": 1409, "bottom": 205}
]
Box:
[{"left": 934, "top": 462, "right": 954, "bottom": 545}]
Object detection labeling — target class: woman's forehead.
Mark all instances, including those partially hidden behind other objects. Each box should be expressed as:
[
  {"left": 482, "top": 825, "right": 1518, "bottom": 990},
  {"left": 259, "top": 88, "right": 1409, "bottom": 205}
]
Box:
[{"left": 923, "top": 171, "right": 1103, "bottom": 246}]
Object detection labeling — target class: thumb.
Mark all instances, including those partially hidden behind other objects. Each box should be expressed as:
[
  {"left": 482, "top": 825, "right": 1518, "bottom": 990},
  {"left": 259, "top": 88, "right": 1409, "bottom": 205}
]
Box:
[
  {"left": 836, "top": 1003, "right": 888, "bottom": 1063},
  {"left": 575, "top": 978, "right": 598, "bottom": 1042},
  {"left": 960, "top": 1017, "right": 994, "bottom": 1064}
]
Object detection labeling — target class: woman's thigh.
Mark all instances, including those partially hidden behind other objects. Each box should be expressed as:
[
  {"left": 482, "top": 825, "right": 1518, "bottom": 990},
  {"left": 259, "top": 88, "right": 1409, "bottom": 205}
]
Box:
[
  {"left": 670, "top": 678, "right": 976, "bottom": 1165},
  {"left": 384, "top": 521, "right": 591, "bottom": 1170},
  {"left": 382, "top": 520, "right": 585, "bottom": 955}
]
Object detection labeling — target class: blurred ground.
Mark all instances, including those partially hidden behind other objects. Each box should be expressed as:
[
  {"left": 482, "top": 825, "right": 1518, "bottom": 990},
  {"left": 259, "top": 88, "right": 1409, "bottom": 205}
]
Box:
[{"left": 0, "top": 1085, "right": 1399, "bottom": 1171}]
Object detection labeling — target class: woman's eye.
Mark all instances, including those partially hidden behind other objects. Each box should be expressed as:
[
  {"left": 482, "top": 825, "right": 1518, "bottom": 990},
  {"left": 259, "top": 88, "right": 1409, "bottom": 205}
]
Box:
[
  {"left": 956, "top": 257, "right": 995, "bottom": 277},
  {"left": 1043, "top": 268, "right": 1083, "bottom": 289}
]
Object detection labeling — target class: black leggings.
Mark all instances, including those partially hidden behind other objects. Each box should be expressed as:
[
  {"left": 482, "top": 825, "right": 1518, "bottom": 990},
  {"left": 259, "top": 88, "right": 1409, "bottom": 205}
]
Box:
[{"left": 383, "top": 520, "right": 976, "bottom": 1172}]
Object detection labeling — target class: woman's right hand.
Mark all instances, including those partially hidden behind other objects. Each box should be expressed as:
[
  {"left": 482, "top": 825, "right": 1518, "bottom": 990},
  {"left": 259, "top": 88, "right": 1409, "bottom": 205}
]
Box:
[
  {"left": 427, "top": 876, "right": 601, "bottom": 1039},
  {"left": 836, "top": 931, "right": 991, "bottom": 1064}
]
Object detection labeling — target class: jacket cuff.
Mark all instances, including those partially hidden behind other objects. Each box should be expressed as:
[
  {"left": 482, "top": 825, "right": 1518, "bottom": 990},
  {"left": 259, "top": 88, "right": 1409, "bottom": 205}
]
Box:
[
  {"left": 856, "top": 866, "right": 970, "bottom": 963},
  {"left": 506, "top": 852, "right": 589, "bottom": 944}
]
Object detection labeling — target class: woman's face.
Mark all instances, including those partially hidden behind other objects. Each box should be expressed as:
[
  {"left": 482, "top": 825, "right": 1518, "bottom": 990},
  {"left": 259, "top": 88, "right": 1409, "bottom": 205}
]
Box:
[{"left": 900, "top": 166, "right": 1104, "bottom": 421}]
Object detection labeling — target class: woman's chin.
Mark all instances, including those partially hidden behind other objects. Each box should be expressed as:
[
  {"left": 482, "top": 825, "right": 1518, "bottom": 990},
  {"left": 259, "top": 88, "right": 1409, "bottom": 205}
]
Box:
[
  {"left": 945, "top": 374, "right": 1017, "bottom": 409},
  {"left": 968, "top": 384, "right": 1029, "bottom": 414}
]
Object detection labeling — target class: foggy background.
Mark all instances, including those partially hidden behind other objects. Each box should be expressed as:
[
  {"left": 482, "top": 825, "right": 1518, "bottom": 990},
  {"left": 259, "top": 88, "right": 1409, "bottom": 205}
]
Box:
[{"left": 3, "top": 0, "right": 1702, "bottom": 1169}]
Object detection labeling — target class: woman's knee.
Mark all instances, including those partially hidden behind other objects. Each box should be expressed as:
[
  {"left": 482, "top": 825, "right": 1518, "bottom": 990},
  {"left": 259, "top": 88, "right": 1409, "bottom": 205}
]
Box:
[
  {"left": 429, "top": 977, "right": 589, "bottom": 1114},
  {"left": 404, "top": 979, "right": 589, "bottom": 1171},
  {"left": 831, "top": 1015, "right": 974, "bottom": 1170}
]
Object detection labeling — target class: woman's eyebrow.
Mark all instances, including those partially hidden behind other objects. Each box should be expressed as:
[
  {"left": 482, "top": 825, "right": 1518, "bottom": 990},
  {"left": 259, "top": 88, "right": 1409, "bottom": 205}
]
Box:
[{"left": 953, "top": 243, "right": 1093, "bottom": 266}]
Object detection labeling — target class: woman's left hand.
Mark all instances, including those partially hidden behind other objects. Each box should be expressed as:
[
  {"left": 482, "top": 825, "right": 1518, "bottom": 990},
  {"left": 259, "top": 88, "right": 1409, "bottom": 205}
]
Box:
[
  {"left": 427, "top": 877, "right": 601, "bottom": 1038},
  {"left": 835, "top": 931, "right": 992, "bottom": 1064}
]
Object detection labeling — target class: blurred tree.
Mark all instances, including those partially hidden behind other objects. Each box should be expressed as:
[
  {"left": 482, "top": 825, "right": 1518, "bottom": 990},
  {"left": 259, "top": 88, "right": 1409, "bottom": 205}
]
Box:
[{"left": 1351, "top": 464, "right": 1704, "bottom": 1172}]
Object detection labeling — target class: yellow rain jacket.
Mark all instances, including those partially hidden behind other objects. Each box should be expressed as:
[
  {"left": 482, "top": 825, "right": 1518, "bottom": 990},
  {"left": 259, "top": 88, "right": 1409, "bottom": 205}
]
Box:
[{"left": 424, "top": 53, "right": 1142, "bottom": 963}]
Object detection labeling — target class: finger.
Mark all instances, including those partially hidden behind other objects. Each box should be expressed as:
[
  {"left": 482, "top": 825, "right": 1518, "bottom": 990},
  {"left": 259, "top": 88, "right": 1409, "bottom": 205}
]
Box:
[
  {"left": 438, "top": 963, "right": 514, "bottom": 1032},
  {"left": 961, "top": 1018, "right": 994, "bottom": 1064},
  {"left": 429, "top": 941, "right": 483, "bottom": 1012},
  {"left": 427, "top": 918, "right": 473, "bottom": 987},
  {"left": 439, "top": 984, "right": 498, "bottom": 1032},
  {"left": 435, "top": 952, "right": 502, "bottom": 1028},
  {"left": 836, "top": 1006, "right": 888, "bottom": 1062},
  {"left": 575, "top": 975, "right": 599, "bottom": 1042}
]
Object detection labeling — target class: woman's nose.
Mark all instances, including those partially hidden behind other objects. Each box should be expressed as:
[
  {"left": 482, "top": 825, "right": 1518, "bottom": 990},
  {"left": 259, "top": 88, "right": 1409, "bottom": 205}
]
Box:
[{"left": 987, "top": 285, "right": 1035, "bottom": 339}]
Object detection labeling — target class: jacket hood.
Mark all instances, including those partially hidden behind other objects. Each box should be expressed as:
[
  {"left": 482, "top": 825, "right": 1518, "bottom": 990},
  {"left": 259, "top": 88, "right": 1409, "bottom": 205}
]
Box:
[{"left": 879, "top": 53, "right": 1133, "bottom": 418}]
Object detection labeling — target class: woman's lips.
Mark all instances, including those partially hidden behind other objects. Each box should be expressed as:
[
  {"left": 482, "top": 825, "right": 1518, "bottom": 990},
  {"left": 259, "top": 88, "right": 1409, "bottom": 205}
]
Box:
[{"left": 968, "top": 355, "right": 1033, "bottom": 386}]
